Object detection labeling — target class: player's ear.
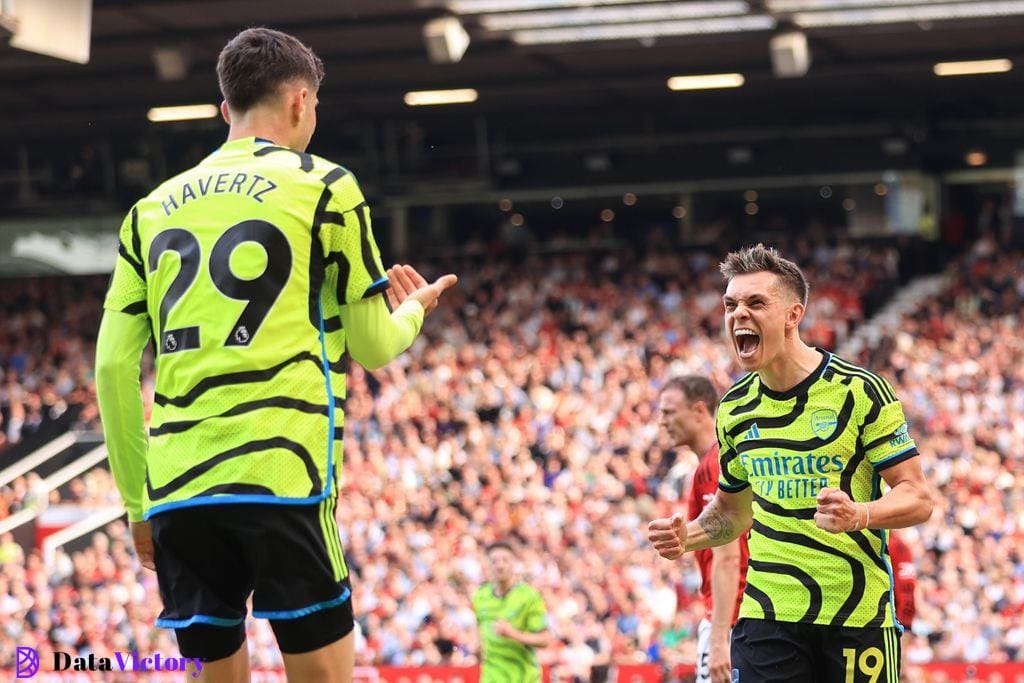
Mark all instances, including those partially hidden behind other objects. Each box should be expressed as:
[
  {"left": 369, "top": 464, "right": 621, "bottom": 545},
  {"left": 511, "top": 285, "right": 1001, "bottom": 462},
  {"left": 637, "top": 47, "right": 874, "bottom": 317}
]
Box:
[
  {"left": 786, "top": 300, "right": 805, "bottom": 330},
  {"left": 289, "top": 88, "right": 302, "bottom": 125},
  {"left": 220, "top": 101, "right": 232, "bottom": 125}
]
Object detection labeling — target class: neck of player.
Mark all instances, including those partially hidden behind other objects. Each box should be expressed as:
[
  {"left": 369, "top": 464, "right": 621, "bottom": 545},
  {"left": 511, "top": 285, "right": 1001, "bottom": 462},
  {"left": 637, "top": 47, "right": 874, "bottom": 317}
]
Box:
[
  {"left": 757, "top": 338, "right": 823, "bottom": 394},
  {"left": 225, "top": 106, "right": 294, "bottom": 150},
  {"left": 689, "top": 430, "right": 717, "bottom": 458}
]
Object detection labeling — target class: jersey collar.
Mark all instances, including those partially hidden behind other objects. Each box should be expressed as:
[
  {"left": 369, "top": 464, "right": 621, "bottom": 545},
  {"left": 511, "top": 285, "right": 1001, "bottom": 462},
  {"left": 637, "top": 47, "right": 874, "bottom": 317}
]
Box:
[
  {"left": 757, "top": 348, "right": 831, "bottom": 401},
  {"left": 217, "top": 136, "right": 276, "bottom": 151}
]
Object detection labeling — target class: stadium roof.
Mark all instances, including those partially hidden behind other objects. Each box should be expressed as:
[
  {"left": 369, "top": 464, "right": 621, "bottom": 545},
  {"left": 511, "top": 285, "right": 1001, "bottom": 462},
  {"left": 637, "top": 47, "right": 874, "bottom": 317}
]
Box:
[
  {"left": 2, "top": 0, "right": 1024, "bottom": 199},
  {"left": 1, "top": 0, "right": 1023, "bottom": 133}
]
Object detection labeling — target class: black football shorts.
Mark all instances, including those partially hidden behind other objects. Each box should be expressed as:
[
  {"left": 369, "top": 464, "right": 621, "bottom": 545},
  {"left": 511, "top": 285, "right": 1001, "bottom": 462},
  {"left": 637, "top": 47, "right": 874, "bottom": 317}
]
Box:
[
  {"left": 731, "top": 617, "right": 901, "bottom": 683},
  {"left": 150, "top": 501, "right": 354, "bottom": 661}
]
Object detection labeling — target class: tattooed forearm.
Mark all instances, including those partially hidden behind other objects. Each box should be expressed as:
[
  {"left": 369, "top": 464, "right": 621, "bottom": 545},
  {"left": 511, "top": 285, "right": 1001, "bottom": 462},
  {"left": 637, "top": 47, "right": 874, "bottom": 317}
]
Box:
[{"left": 697, "top": 498, "right": 737, "bottom": 542}]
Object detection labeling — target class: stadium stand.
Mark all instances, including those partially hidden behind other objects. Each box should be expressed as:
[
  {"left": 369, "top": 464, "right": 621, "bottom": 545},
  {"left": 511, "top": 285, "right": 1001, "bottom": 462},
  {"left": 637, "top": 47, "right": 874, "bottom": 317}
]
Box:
[{"left": 2, "top": 230, "right": 1021, "bottom": 681}]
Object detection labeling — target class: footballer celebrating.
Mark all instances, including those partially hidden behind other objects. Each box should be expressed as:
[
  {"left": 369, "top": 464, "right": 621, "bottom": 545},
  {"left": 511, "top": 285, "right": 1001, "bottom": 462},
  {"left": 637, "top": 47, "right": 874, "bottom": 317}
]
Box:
[{"left": 649, "top": 244, "right": 932, "bottom": 682}]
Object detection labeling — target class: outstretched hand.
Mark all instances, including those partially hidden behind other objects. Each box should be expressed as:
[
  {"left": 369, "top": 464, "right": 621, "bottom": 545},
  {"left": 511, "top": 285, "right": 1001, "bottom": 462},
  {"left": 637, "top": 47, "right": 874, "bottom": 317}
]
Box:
[
  {"left": 647, "top": 512, "right": 687, "bottom": 560},
  {"left": 385, "top": 264, "right": 457, "bottom": 316}
]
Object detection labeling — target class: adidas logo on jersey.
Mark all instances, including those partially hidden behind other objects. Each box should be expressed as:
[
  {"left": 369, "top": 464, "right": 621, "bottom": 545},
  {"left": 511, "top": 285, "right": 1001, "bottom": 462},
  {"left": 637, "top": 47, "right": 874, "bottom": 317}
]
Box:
[{"left": 743, "top": 423, "right": 762, "bottom": 441}]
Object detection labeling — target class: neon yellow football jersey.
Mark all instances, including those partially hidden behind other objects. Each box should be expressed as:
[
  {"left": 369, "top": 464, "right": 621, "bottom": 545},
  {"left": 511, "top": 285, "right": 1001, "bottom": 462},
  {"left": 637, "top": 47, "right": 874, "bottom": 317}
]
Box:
[
  {"left": 472, "top": 582, "right": 548, "bottom": 683},
  {"left": 104, "top": 137, "right": 387, "bottom": 519},
  {"left": 718, "top": 351, "right": 918, "bottom": 629}
]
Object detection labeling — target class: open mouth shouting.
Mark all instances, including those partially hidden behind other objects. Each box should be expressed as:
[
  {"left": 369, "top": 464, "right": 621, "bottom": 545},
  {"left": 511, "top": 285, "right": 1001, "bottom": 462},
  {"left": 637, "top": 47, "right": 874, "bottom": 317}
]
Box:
[{"left": 734, "top": 327, "right": 761, "bottom": 360}]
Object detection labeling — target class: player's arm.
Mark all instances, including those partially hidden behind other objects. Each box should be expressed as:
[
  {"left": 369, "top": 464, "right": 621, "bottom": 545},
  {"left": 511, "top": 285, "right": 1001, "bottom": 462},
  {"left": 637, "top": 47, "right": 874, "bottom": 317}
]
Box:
[
  {"left": 494, "top": 594, "right": 553, "bottom": 649},
  {"left": 324, "top": 177, "right": 455, "bottom": 370},
  {"left": 339, "top": 295, "right": 424, "bottom": 370},
  {"left": 494, "top": 624, "right": 552, "bottom": 649},
  {"left": 871, "top": 458, "right": 933, "bottom": 528},
  {"left": 95, "top": 206, "right": 151, "bottom": 527},
  {"left": 649, "top": 487, "right": 753, "bottom": 559},
  {"left": 341, "top": 265, "right": 457, "bottom": 370},
  {"left": 816, "top": 376, "right": 933, "bottom": 533},
  {"left": 815, "top": 458, "right": 932, "bottom": 532},
  {"left": 650, "top": 415, "right": 753, "bottom": 558},
  {"left": 708, "top": 538, "right": 741, "bottom": 682},
  {"left": 689, "top": 487, "right": 753, "bottom": 551},
  {"left": 95, "top": 309, "right": 150, "bottom": 523}
]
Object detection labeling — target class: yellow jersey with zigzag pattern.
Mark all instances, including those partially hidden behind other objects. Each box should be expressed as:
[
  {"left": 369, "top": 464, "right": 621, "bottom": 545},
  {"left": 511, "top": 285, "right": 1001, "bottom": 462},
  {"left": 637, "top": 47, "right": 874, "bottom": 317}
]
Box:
[
  {"left": 717, "top": 350, "right": 918, "bottom": 628},
  {"left": 103, "top": 137, "right": 387, "bottom": 518}
]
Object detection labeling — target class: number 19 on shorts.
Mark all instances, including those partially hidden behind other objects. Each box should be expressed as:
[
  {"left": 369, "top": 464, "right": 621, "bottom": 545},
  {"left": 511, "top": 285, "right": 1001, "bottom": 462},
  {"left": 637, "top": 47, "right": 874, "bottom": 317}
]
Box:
[{"left": 843, "top": 637, "right": 899, "bottom": 683}]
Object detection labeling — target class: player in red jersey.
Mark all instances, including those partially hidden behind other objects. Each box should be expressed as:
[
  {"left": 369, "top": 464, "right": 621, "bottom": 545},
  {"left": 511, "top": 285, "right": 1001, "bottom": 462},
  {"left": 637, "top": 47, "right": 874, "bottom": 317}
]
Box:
[
  {"left": 887, "top": 531, "right": 916, "bottom": 679},
  {"left": 658, "top": 376, "right": 750, "bottom": 683},
  {"left": 887, "top": 532, "right": 916, "bottom": 631}
]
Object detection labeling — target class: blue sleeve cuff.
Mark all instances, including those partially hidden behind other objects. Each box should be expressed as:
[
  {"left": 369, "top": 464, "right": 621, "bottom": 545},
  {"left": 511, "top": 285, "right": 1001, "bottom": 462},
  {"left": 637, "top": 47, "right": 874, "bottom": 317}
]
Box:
[{"left": 362, "top": 276, "right": 390, "bottom": 300}]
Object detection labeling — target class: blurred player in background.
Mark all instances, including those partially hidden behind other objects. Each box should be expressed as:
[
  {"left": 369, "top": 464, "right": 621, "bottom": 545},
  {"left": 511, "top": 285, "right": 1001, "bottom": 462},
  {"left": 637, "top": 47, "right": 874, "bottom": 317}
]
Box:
[
  {"left": 472, "top": 541, "right": 552, "bottom": 683},
  {"left": 888, "top": 531, "right": 917, "bottom": 680},
  {"left": 95, "top": 27, "right": 456, "bottom": 683},
  {"left": 658, "top": 375, "right": 749, "bottom": 683},
  {"left": 649, "top": 244, "right": 932, "bottom": 682}
]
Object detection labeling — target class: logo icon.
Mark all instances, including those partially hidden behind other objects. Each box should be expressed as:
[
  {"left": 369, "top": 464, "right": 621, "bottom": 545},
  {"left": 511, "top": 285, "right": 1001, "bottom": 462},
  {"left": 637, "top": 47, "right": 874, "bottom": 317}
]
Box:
[
  {"left": 743, "top": 423, "right": 761, "bottom": 441},
  {"left": 165, "top": 333, "right": 178, "bottom": 352},
  {"left": 811, "top": 409, "right": 838, "bottom": 439},
  {"left": 732, "top": 668, "right": 740, "bottom": 682},
  {"left": 234, "top": 326, "right": 250, "bottom": 344},
  {"left": 16, "top": 647, "right": 40, "bottom": 678},
  {"left": 888, "top": 422, "right": 911, "bottom": 448}
]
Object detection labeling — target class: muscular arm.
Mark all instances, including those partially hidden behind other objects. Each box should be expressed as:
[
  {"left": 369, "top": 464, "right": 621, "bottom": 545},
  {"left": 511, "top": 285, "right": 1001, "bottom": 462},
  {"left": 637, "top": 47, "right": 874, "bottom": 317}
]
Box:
[
  {"left": 872, "top": 458, "right": 934, "bottom": 528},
  {"left": 339, "top": 294, "right": 424, "bottom": 370},
  {"left": 685, "top": 487, "right": 753, "bottom": 552}
]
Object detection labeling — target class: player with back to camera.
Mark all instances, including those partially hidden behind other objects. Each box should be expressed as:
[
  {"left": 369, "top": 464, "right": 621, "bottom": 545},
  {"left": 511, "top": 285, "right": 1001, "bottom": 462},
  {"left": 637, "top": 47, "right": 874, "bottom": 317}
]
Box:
[
  {"left": 95, "top": 27, "right": 456, "bottom": 683},
  {"left": 657, "top": 375, "right": 749, "bottom": 683},
  {"left": 648, "top": 244, "right": 932, "bottom": 682}
]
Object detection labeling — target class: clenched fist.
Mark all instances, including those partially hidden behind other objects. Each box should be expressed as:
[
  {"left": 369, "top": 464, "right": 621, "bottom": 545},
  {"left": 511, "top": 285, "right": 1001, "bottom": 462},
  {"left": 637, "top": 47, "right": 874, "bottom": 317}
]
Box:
[
  {"left": 815, "top": 487, "right": 867, "bottom": 533},
  {"left": 648, "top": 512, "right": 687, "bottom": 560}
]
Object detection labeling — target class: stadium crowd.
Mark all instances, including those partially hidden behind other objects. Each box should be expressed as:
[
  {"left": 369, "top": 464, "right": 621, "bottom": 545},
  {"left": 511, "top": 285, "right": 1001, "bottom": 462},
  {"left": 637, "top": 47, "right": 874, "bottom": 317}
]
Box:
[
  {"left": 0, "top": 233, "right": 1021, "bottom": 680},
  {"left": 0, "top": 276, "right": 106, "bottom": 462},
  {"left": 863, "top": 236, "right": 1024, "bottom": 666}
]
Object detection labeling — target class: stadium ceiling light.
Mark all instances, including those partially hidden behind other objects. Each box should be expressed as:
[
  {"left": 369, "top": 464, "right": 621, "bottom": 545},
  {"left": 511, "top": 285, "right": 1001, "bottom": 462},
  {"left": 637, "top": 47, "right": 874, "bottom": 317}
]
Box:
[
  {"left": 404, "top": 88, "right": 479, "bottom": 106},
  {"left": 767, "top": 0, "right": 938, "bottom": 11},
  {"left": 445, "top": 0, "right": 680, "bottom": 13},
  {"left": 792, "top": 0, "right": 1024, "bottom": 27},
  {"left": 934, "top": 58, "right": 1013, "bottom": 76},
  {"left": 513, "top": 15, "right": 775, "bottom": 44},
  {"left": 481, "top": 1, "right": 748, "bottom": 31},
  {"left": 147, "top": 104, "right": 219, "bottom": 123},
  {"left": 667, "top": 73, "right": 746, "bottom": 90},
  {"left": 965, "top": 150, "right": 988, "bottom": 166}
]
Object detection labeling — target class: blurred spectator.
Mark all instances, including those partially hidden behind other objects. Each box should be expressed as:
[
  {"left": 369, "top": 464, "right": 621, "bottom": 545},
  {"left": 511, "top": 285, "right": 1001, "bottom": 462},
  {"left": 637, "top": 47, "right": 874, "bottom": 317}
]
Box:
[{"left": 0, "top": 235, "right": 1019, "bottom": 675}]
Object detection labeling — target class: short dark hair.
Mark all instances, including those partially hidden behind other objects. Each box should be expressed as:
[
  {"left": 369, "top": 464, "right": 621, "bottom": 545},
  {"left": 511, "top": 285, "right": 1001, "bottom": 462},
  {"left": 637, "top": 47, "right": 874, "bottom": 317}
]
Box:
[
  {"left": 661, "top": 375, "right": 718, "bottom": 413},
  {"left": 719, "top": 243, "right": 809, "bottom": 306},
  {"left": 217, "top": 27, "right": 325, "bottom": 112},
  {"left": 486, "top": 541, "right": 514, "bottom": 555}
]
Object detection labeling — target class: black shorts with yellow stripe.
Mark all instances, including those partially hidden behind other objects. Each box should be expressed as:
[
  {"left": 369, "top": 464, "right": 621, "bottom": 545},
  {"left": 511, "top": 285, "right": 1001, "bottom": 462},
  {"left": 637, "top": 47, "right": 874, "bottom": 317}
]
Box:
[
  {"left": 731, "top": 618, "right": 901, "bottom": 683},
  {"left": 150, "top": 499, "right": 353, "bottom": 661}
]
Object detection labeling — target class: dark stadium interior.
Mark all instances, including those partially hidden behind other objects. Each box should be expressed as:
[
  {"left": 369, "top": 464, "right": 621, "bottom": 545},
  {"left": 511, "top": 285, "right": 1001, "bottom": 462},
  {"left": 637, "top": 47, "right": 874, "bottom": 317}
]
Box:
[{"left": 3, "top": 0, "right": 1024, "bottom": 217}]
